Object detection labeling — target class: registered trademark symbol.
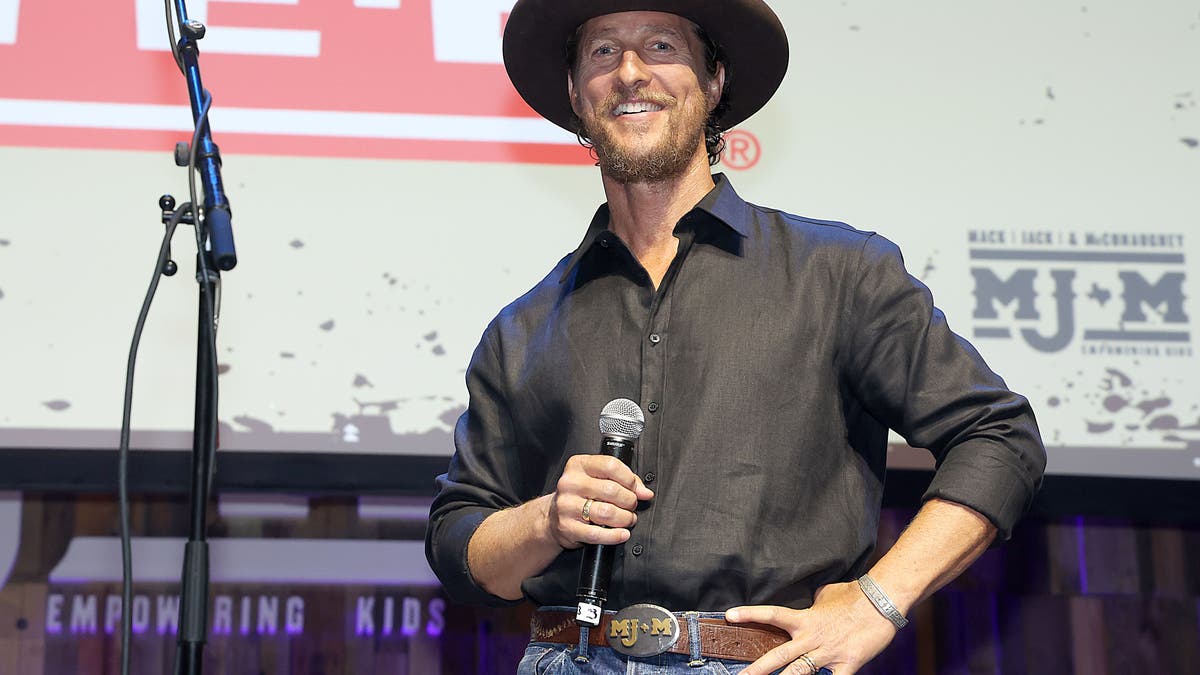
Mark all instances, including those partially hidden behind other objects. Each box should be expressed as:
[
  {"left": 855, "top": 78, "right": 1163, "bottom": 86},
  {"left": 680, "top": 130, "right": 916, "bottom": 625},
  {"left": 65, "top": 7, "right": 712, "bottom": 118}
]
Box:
[{"left": 723, "top": 130, "right": 761, "bottom": 170}]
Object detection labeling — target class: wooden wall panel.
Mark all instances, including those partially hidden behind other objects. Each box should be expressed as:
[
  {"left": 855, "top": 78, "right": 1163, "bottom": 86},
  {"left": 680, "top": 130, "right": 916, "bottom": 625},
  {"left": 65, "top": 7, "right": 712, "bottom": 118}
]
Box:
[
  {"left": 1147, "top": 526, "right": 1188, "bottom": 596},
  {"left": 0, "top": 584, "right": 22, "bottom": 674},
  {"left": 0, "top": 493, "right": 1197, "bottom": 674}
]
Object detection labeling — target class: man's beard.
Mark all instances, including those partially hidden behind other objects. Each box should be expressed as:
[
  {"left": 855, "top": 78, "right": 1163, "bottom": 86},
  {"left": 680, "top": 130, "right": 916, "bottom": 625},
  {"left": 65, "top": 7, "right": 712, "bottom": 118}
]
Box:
[{"left": 579, "top": 88, "right": 711, "bottom": 185}]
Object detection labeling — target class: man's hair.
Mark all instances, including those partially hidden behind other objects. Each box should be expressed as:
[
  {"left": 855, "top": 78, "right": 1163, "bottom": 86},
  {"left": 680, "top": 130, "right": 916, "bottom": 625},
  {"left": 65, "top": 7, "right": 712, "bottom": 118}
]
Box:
[{"left": 566, "top": 24, "right": 729, "bottom": 166}]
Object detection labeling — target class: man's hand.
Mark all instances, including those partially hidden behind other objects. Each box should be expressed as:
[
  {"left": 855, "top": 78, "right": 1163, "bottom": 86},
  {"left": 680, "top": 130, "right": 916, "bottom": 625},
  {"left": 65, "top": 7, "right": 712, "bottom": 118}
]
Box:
[
  {"left": 547, "top": 454, "right": 655, "bottom": 549},
  {"left": 725, "top": 581, "right": 897, "bottom": 675},
  {"left": 465, "top": 453, "right": 654, "bottom": 600},
  {"left": 723, "top": 499, "right": 996, "bottom": 673}
]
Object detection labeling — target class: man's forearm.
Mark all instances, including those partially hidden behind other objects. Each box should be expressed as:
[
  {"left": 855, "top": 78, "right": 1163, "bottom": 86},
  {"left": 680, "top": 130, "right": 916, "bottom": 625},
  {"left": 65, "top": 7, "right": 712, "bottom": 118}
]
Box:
[
  {"left": 864, "top": 498, "right": 997, "bottom": 618},
  {"left": 466, "top": 494, "right": 563, "bottom": 600}
]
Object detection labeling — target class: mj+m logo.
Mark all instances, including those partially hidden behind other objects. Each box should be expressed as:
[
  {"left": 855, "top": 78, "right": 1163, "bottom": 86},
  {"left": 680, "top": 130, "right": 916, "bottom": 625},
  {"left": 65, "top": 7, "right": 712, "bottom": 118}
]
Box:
[{"left": 968, "top": 231, "right": 1191, "bottom": 355}]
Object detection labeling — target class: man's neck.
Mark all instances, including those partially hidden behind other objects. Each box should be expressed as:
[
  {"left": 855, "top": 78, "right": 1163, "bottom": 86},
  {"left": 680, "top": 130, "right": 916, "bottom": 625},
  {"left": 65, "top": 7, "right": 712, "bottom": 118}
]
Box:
[{"left": 601, "top": 150, "right": 715, "bottom": 287}]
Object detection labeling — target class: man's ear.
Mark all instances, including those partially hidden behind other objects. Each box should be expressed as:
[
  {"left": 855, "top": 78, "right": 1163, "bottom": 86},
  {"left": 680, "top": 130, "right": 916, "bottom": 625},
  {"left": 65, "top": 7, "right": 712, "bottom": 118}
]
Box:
[
  {"left": 707, "top": 62, "right": 726, "bottom": 112},
  {"left": 568, "top": 71, "right": 582, "bottom": 117}
]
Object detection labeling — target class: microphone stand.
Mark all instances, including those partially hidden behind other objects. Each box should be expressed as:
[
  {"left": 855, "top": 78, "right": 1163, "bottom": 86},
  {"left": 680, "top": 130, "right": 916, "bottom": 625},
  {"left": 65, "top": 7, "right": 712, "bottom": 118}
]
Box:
[{"left": 163, "top": 2, "right": 237, "bottom": 673}]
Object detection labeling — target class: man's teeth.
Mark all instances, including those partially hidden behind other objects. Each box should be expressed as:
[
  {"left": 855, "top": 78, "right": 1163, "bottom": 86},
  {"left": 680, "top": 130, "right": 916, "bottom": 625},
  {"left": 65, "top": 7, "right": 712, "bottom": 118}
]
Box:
[{"left": 613, "top": 102, "right": 665, "bottom": 116}]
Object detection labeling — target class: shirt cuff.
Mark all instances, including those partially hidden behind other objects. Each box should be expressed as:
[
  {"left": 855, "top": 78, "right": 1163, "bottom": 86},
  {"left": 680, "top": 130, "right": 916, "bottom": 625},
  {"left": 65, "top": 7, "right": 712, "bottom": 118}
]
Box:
[
  {"left": 921, "top": 442, "right": 1040, "bottom": 540},
  {"left": 426, "top": 506, "right": 525, "bottom": 607}
]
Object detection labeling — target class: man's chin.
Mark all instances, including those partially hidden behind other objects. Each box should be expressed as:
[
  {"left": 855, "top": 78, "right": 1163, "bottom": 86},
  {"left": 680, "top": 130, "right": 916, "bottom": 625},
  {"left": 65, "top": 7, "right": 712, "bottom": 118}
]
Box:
[
  {"left": 606, "top": 144, "right": 661, "bottom": 165},
  {"left": 596, "top": 123, "right": 661, "bottom": 148},
  {"left": 597, "top": 148, "right": 692, "bottom": 184}
]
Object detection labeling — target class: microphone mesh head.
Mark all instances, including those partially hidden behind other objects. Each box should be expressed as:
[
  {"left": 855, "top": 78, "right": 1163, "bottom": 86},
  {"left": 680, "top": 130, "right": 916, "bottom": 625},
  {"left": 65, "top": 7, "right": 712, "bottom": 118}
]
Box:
[{"left": 599, "top": 398, "right": 646, "bottom": 439}]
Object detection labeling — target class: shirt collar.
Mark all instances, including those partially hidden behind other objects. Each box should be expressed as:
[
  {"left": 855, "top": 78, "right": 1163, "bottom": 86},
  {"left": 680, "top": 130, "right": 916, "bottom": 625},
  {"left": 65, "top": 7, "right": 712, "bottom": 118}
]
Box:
[
  {"left": 558, "top": 174, "right": 752, "bottom": 284},
  {"left": 694, "top": 173, "right": 752, "bottom": 238}
]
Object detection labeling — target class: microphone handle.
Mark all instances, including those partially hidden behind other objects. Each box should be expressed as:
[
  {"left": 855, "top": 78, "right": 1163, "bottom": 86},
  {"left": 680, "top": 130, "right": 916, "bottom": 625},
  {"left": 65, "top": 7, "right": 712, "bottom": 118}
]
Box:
[{"left": 575, "top": 434, "right": 636, "bottom": 626}]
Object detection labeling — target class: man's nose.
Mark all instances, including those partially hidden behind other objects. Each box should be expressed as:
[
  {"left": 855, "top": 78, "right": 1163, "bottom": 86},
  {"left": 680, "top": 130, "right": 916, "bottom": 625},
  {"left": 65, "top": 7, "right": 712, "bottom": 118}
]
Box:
[{"left": 616, "top": 50, "right": 651, "bottom": 89}]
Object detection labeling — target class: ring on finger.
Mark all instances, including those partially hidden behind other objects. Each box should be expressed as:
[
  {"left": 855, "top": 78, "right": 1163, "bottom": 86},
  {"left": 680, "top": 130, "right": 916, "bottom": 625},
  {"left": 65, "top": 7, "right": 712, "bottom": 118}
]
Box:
[
  {"left": 581, "top": 498, "right": 594, "bottom": 523},
  {"left": 798, "top": 654, "right": 818, "bottom": 675}
]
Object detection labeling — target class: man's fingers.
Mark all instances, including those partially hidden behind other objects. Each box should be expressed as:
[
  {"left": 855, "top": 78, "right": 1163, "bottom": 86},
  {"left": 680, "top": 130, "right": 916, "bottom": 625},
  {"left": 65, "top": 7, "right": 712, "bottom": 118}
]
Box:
[
  {"left": 558, "top": 476, "right": 642, "bottom": 512},
  {"left": 564, "top": 516, "right": 631, "bottom": 546},
  {"left": 576, "top": 478, "right": 643, "bottom": 509},
  {"left": 725, "top": 605, "right": 798, "bottom": 629},
  {"left": 792, "top": 649, "right": 841, "bottom": 675},
  {"left": 797, "top": 649, "right": 860, "bottom": 674},
  {"left": 740, "top": 642, "right": 837, "bottom": 675},
  {"left": 783, "top": 660, "right": 812, "bottom": 675},
  {"left": 725, "top": 606, "right": 819, "bottom": 675},
  {"left": 580, "top": 497, "right": 638, "bottom": 529},
  {"left": 566, "top": 479, "right": 640, "bottom": 511},
  {"left": 562, "top": 455, "right": 653, "bottom": 507},
  {"left": 632, "top": 475, "right": 655, "bottom": 500},
  {"left": 551, "top": 454, "right": 654, "bottom": 548},
  {"left": 577, "top": 455, "right": 653, "bottom": 497},
  {"left": 737, "top": 640, "right": 806, "bottom": 675},
  {"left": 550, "top": 492, "right": 639, "bottom": 548}
]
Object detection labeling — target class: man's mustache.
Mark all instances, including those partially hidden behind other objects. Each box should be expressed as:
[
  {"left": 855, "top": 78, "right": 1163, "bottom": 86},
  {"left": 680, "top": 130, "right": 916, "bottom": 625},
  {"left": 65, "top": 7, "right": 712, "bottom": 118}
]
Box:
[{"left": 596, "top": 89, "right": 677, "bottom": 114}]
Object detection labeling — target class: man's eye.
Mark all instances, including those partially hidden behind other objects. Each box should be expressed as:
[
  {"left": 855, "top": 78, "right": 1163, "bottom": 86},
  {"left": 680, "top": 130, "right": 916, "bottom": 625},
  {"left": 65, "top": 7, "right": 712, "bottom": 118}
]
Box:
[
  {"left": 594, "top": 45, "right": 616, "bottom": 56},
  {"left": 652, "top": 41, "right": 674, "bottom": 51}
]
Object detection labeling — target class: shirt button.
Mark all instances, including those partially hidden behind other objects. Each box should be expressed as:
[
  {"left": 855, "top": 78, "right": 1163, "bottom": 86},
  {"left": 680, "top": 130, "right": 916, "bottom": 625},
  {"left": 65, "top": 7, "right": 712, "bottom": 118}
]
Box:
[
  {"left": 632, "top": 544, "right": 645, "bottom": 556},
  {"left": 599, "top": 238, "right": 610, "bottom": 248},
  {"left": 643, "top": 472, "right": 656, "bottom": 484},
  {"left": 649, "top": 333, "right": 661, "bottom": 344},
  {"left": 647, "top": 402, "right": 659, "bottom": 413}
]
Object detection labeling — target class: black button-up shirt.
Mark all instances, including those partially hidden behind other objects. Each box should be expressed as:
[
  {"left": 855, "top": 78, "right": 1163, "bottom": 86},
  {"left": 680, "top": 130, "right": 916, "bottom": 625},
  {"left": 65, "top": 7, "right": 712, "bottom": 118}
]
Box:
[{"left": 426, "top": 175, "right": 1045, "bottom": 611}]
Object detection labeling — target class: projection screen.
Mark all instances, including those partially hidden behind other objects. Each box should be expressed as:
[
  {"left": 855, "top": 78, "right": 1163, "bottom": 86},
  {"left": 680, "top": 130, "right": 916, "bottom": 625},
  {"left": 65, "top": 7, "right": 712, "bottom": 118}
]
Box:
[{"left": 1, "top": 0, "right": 1197, "bottom": 482}]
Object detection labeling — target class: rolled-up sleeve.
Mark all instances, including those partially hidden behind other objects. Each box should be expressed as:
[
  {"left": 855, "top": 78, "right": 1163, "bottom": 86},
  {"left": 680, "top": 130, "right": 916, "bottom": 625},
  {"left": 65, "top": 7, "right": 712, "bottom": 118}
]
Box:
[
  {"left": 843, "top": 234, "right": 1047, "bottom": 538},
  {"left": 425, "top": 325, "right": 526, "bottom": 606}
]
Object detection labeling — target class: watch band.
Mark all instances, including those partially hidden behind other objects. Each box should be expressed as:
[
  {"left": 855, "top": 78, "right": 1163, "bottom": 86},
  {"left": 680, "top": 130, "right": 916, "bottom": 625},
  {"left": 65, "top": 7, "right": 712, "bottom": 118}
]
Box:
[{"left": 857, "top": 575, "right": 909, "bottom": 629}]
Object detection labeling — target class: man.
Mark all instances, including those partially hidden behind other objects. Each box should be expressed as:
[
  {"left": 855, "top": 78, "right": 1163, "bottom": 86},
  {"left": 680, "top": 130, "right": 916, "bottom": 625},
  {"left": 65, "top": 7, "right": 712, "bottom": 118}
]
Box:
[{"left": 426, "top": 1, "right": 1046, "bottom": 673}]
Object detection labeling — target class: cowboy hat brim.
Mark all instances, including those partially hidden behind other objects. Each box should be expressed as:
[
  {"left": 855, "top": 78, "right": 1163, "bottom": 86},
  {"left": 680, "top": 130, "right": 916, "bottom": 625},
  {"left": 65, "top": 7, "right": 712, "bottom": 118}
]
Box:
[{"left": 502, "top": 0, "right": 789, "bottom": 132}]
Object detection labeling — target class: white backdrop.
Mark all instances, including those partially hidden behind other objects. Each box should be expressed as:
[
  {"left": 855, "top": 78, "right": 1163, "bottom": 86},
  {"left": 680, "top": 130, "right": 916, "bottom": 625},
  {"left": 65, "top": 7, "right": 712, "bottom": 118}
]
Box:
[{"left": 1, "top": 0, "right": 1197, "bottom": 479}]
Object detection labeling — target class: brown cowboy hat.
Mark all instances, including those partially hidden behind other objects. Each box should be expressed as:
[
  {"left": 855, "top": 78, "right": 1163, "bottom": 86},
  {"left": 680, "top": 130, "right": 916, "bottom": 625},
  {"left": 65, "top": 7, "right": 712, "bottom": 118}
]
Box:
[{"left": 502, "top": 0, "right": 789, "bottom": 132}]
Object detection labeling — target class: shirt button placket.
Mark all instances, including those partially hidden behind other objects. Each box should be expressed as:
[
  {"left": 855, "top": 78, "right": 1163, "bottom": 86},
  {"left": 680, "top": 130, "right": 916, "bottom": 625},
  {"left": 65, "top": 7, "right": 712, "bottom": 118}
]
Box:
[
  {"left": 634, "top": 288, "right": 671, "bottom": 601},
  {"left": 640, "top": 333, "right": 662, "bottom": 500}
]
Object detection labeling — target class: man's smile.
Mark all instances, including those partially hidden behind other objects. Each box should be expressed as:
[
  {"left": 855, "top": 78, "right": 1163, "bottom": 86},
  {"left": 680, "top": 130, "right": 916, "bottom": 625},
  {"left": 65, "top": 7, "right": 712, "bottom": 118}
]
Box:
[{"left": 611, "top": 101, "right": 667, "bottom": 117}]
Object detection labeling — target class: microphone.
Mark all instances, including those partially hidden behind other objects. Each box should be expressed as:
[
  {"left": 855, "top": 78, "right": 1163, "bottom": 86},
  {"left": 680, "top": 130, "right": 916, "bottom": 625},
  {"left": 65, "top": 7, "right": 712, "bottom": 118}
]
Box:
[{"left": 575, "top": 398, "right": 646, "bottom": 627}]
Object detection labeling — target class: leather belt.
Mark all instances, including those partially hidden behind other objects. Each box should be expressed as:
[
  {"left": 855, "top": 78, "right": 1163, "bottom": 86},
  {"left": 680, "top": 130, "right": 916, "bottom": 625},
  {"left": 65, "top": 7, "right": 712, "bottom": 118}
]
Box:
[{"left": 530, "top": 609, "right": 790, "bottom": 662}]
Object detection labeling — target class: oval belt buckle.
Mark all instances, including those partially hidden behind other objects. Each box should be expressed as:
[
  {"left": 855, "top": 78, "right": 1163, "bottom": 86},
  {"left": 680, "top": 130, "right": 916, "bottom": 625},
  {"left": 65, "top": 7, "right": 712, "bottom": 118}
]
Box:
[{"left": 605, "top": 603, "right": 681, "bottom": 658}]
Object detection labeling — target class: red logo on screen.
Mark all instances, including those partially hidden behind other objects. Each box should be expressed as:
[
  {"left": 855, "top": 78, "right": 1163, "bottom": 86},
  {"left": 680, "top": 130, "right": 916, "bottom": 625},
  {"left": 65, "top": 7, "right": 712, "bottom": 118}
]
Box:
[
  {"left": 722, "top": 130, "right": 761, "bottom": 170},
  {"left": 0, "top": 0, "right": 587, "bottom": 164}
]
